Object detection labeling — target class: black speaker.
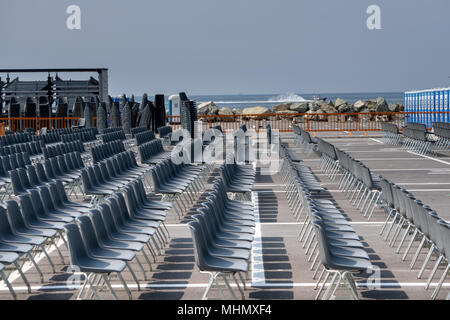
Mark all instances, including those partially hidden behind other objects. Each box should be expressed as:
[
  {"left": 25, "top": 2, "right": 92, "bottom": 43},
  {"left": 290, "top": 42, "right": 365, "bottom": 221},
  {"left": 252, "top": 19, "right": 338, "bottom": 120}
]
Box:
[
  {"left": 24, "top": 97, "right": 37, "bottom": 117},
  {"left": 8, "top": 97, "right": 20, "bottom": 117},
  {"left": 38, "top": 96, "right": 50, "bottom": 118},
  {"left": 56, "top": 97, "right": 68, "bottom": 117}
]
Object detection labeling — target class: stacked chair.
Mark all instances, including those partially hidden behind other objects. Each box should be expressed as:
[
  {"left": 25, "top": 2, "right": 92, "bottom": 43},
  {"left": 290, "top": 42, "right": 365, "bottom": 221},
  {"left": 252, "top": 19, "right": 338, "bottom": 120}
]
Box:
[
  {"left": 188, "top": 176, "right": 254, "bottom": 300},
  {"left": 280, "top": 142, "right": 372, "bottom": 300},
  {"left": 378, "top": 177, "right": 450, "bottom": 300},
  {"left": 179, "top": 93, "right": 198, "bottom": 139},
  {"left": 380, "top": 122, "right": 401, "bottom": 145}
]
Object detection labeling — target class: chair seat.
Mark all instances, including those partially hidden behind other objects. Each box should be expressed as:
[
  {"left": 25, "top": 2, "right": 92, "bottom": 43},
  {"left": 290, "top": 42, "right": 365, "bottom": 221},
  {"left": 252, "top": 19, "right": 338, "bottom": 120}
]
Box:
[
  {"left": 328, "top": 254, "right": 373, "bottom": 272},
  {"left": 0, "top": 251, "right": 19, "bottom": 264},
  {"left": 76, "top": 256, "right": 126, "bottom": 274},
  {"left": 0, "top": 242, "right": 33, "bottom": 253},
  {"left": 201, "top": 255, "right": 248, "bottom": 273}
]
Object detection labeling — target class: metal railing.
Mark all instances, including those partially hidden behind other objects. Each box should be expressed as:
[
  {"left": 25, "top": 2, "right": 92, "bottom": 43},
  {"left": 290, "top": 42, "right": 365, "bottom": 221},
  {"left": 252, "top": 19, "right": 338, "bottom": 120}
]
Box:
[
  {"left": 0, "top": 112, "right": 448, "bottom": 135},
  {"left": 169, "top": 112, "right": 448, "bottom": 133}
]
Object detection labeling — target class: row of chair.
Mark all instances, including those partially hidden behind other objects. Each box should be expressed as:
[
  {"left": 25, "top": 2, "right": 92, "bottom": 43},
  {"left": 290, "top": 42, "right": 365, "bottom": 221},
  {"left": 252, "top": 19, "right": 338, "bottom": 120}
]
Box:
[
  {"left": 218, "top": 163, "right": 255, "bottom": 196},
  {"left": 293, "top": 124, "right": 318, "bottom": 148},
  {"left": 10, "top": 152, "right": 85, "bottom": 197},
  {"left": 102, "top": 127, "right": 123, "bottom": 135},
  {"left": 317, "top": 139, "right": 382, "bottom": 220},
  {"left": 61, "top": 131, "right": 97, "bottom": 145},
  {"left": 380, "top": 122, "right": 401, "bottom": 144},
  {"left": 81, "top": 151, "right": 150, "bottom": 203},
  {"left": 91, "top": 141, "right": 126, "bottom": 163},
  {"left": 1, "top": 141, "right": 43, "bottom": 158},
  {"left": 101, "top": 131, "right": 126, "bottom": 144},
  {"left": 135, "top": 131, "right": 156, "bottom": 146},
  {"left": 188, "top": 176, "right": 255, "bottom": 300},
  {"left": 337, "top": 149, "right": 381, "bottom": 220},
  {"left": 157, "top": 126, "right": 172, "bottom": 138},
  {"left": 138, "top": 139, "right": 171, "bottom": 164},
  {"left": 64, "top": 185, "right": 170, "bottom": 299},
  {"left": 0, "top": 153, "right": 33, "bottom": 197},
  {"left": 43, "top": 141, "right": 85, "bottom": 159},
  {"left": 379, "top": 177, "right": 450, "bottom": 300},
  {"left": 150, "top": 158, "right": 205, "bottom": 220},
  {"left": 0, "top": 180, "right": 90, "bottom": 298},
  {"left": 35, "top": 132, "right": 62, "bottom": 145},
  {"left": 433, "top": 124, "right": 450, "bottom": 150},
  {"left": 131, "top": 127, "right": 148, "bottom": 137},
  {"left": 402, "top": 127, "right": 434, "bottom": 155},
  {"left": 405, "top": 122, "right": 427, "bottom": 132},
  {"left": 314, "top": 133, "right": 450, "bottom": 299},
  {"left": 0, "top": 132, "right": 35, "bottom": 147},
  {"left": 280, "top": 143, "right": 372, "bottom": 300}
]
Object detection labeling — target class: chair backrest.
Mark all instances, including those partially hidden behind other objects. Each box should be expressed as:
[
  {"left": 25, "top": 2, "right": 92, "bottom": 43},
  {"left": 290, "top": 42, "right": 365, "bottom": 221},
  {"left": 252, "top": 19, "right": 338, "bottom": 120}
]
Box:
[
  {"left": 437, "top": 220, "right": 450, "bottom": 259},
  {"left": 311, "top": 220, "right": 333, "bottom": 269},
  {"left": 77, "top": 215, "right": 101, "bottom": 251},
  {"left": 380, "top": 177, "right": 394, "bottom": 207},
  {"left": 89, "top": 207, "right": 112, "bottom": 241},
  {"left": 10, "top": 170, "right": 26, "bottom": 195},
  {"left": 18, "top": 193, "right": 39, "bottom": 224},
  {"left": 5, "top": 200, "right": 27, "bottom": 232},
  {"left": 17, "top": 167, "right": 32, "bottom": 190},
  {"left": 187, "top": 220, "right": 209, "bottom": 271},
  {"left": 38, "top": 185, "right": 58, "bottom": 213},
  {"left": 98, "top": 202, "right": 121, "bottom": 235},
  {"left": 0, "top": 206, "right": 16, "bottom": 238},
  {"left": 64, "top": 223, "right": 89, "bottom": 268}
]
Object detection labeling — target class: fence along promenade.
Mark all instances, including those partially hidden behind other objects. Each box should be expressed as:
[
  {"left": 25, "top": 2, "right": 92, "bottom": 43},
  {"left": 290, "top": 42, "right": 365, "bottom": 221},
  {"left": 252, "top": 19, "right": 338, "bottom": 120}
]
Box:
[{"left": 0, "top": 111, "right": 448, "bottom": 135}]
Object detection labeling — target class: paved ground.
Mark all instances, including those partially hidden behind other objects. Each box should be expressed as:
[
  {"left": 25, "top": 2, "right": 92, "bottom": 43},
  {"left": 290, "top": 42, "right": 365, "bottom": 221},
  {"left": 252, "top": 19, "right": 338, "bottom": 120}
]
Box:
[{"left": 0, "top": 132, "right": 449, "bottom": 300}]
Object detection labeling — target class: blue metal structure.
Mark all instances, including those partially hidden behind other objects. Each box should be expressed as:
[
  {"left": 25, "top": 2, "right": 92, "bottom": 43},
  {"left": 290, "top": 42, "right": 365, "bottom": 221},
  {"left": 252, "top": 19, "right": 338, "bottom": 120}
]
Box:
[{"left": 405, "top": 88, "right": 450, "bottom": 128}]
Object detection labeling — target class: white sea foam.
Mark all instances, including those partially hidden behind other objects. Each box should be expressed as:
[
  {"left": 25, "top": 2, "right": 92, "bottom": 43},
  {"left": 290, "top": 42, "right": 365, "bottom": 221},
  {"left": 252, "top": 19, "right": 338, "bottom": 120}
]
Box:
[
  {"left": 199, "top": 93, "right": 309, "bottom": 105},
  {"left": 268, "top": 93, "right": 308, "bottom": 103}
]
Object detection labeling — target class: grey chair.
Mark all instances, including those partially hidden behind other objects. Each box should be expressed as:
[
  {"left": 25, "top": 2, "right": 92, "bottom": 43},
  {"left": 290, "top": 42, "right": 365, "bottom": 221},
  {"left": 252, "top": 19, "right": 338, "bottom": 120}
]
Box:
[
  {"left": 76, "top": 215, "right": 142, "bottom": 291},
  {"left": 313, "top": 220, "right": 372, "bottom": 300},
  {"left": 64, "top": 223, "right": 130, "bottom": 300},
  {"left": 188, "top": 219, "right": 247, "bottom": 300},
  {"left": 0, "top": 262, "right": 16, "bottom": 299}
]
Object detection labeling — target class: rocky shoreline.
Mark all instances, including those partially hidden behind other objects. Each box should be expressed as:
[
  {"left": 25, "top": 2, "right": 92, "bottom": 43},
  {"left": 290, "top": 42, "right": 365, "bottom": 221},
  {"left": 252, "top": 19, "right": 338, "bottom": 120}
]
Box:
[{"left": 197, "top": 97, "right": 405, "bottom": 117}]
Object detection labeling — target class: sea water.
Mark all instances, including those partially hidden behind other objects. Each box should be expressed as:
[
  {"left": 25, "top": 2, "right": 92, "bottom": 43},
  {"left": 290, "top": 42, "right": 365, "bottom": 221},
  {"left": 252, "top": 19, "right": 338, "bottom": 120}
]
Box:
[{"left": 118, "top": 92, "right": 404, "bottom": 110}]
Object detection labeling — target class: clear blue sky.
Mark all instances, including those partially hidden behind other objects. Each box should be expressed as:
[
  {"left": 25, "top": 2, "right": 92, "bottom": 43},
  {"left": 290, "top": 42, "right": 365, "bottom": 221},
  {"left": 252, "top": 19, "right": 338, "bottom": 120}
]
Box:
[{"left": 1, "top": 0, "right": 449, "bottom": 95}]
